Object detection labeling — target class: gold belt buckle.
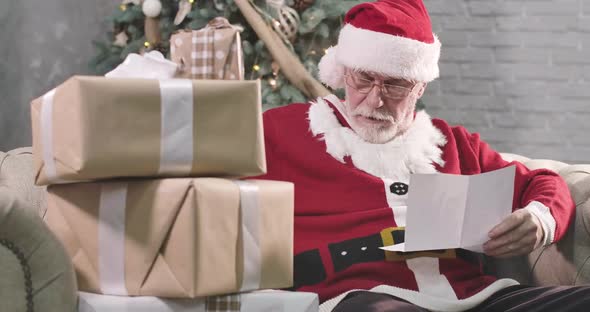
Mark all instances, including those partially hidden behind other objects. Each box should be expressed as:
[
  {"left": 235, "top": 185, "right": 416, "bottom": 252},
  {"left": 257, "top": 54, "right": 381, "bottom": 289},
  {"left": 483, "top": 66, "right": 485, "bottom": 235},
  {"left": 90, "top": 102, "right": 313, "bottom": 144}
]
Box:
[{"left": 380, "top": 227, "right": 456, "bottom": 261}]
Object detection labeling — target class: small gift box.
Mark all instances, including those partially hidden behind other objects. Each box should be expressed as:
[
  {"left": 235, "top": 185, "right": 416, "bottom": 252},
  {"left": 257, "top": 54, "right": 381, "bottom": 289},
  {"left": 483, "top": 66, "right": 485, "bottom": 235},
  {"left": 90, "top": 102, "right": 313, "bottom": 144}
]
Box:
[{"left": 170, "top": 17, "right": 244, "bottom": 80}]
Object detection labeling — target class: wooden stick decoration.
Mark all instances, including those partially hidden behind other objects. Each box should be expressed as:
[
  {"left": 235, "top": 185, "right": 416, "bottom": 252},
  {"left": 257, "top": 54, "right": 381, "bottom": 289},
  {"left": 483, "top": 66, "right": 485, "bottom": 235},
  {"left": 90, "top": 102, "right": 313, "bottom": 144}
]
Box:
[
  {"left": 234, "top": 0, "right": 330, "bottom": 99},
  {"left": 144, "top": 17, "right": 161, "bottom": 46}
]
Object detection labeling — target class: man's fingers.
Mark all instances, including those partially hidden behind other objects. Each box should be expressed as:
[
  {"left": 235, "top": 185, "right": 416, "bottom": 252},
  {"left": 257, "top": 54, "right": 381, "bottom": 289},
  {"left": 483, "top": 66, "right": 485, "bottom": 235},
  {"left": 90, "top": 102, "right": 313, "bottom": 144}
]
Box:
[
  {"left": 484, "top": 237, "right": 535, "bottom": 256},
  {"left": 485, "top": 221, "right": 536, "bottom": 250},
  {"left": 484, "top": 209, "right": 542, "bottom": 258},
  {"left": 492, "top": 251, "right": 520, "bottom": 259},
  {"left": 488, "top": 210, "right": 527, "bottom": 239},
  {"left": 490, "top": 241, "right": 535, "bottom": 258},
  {"left": 484, "top": 222, "right": 537, "bottom": 253}
]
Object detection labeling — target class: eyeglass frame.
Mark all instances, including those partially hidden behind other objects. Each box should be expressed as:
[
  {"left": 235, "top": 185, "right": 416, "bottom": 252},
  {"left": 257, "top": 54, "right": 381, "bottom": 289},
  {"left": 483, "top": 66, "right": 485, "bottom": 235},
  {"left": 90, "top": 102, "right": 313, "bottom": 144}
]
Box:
[{"left": 343, "top": 72, "right": 422, "bottom": 100}]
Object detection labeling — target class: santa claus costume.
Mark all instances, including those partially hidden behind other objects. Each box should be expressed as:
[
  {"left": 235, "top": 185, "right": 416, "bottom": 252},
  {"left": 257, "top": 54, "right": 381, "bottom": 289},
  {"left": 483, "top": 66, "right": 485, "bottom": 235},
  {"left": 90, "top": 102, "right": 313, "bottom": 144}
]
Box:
[{"left": 257, "top": 0, "right": 576, "bottom": 311}]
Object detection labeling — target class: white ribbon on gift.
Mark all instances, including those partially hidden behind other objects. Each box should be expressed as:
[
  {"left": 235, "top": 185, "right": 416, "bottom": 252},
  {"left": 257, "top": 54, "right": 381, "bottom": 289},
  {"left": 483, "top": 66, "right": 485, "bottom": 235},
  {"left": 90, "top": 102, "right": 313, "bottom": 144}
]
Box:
[
  {"left": 158, "top": 79, "right": 194, "bottom": 174},
  {"left": 234, "top": 180, "right": 261, "bottom": 292},
  {"left": 98, "top": 182, "right": 129, "bottom": 296},
  {"left": 96, "top": 180, "right": 262, "bottom": 295},
  {"left": 40, "top": 88, "right": 61, "bottom": 183},
  {"left": 105, "top": 57, "right": 196, "bottom": 174}
]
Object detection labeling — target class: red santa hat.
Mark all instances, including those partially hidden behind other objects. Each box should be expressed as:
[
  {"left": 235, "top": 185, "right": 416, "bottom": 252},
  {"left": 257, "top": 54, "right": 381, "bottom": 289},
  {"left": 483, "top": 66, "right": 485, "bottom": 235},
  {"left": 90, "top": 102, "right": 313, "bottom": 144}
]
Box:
[{"left": 318, "top": 0, "right": 441, "bottom": 89}]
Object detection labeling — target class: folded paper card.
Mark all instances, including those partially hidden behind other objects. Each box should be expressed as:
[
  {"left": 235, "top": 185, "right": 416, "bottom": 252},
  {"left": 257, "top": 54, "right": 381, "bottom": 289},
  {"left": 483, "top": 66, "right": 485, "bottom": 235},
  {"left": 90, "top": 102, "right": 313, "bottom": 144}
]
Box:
[{"left": 382, "top": 166, "right": 516, "bottom": 253}]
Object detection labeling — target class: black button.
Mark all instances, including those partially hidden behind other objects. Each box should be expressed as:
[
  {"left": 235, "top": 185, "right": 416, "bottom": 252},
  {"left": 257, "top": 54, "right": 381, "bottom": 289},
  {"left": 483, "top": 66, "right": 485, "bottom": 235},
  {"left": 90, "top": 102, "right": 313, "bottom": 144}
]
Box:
[{"left": 389, "top": 182, "right": 409, "bottom": 195}]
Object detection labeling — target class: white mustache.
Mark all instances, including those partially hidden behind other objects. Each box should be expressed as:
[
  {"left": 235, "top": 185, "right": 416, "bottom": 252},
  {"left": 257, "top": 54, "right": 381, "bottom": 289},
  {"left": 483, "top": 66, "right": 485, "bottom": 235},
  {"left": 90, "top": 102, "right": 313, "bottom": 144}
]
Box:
[{"left": 352, "top": 106, "right": 395, "bottom": 122}]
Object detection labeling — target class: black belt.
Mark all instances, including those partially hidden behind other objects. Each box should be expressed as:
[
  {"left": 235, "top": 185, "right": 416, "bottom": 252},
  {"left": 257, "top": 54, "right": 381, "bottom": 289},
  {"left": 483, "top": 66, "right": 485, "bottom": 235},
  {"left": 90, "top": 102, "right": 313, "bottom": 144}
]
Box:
[{"left": 293, "top": 227, "right": 463, "bottom": 289}]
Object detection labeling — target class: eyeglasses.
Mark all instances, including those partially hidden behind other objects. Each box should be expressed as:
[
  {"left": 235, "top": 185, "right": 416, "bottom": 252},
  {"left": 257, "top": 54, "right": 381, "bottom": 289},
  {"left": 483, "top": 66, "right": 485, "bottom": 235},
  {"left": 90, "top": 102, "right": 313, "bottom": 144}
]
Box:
[{"left": 344, "top": 73, "right": 419, "bottom": 99}]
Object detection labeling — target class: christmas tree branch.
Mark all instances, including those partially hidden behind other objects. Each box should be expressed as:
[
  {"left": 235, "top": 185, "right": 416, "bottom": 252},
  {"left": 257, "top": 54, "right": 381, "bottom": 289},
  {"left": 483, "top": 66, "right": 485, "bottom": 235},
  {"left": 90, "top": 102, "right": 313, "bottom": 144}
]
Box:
[{"left": 234, "top": 0, "right": 330, "bottom": 99}]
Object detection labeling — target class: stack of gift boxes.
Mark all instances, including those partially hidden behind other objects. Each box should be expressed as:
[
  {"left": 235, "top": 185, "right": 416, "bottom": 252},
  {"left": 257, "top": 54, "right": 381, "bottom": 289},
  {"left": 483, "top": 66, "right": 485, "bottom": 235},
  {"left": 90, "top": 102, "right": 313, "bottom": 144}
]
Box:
[{"left": 31, "top": 17, "right": 317, "bottom": 312}]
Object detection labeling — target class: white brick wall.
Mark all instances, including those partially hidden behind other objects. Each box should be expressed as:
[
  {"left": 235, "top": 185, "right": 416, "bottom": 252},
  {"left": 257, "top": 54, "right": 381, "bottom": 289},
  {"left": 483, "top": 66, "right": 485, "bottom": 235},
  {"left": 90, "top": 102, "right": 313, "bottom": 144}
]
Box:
[{"left": 423, "top": 0, "right": 590, "bottom": 163}]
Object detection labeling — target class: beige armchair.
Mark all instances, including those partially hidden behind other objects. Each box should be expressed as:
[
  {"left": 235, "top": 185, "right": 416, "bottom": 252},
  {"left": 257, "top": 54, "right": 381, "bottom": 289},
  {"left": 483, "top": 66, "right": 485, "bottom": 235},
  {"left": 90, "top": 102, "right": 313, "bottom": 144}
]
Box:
[
  {"left": 0, "top": 148, "right": 77, "bottom": 312},
  {"left": 0, "top": 147, "right": 589, "bottom": 312}
]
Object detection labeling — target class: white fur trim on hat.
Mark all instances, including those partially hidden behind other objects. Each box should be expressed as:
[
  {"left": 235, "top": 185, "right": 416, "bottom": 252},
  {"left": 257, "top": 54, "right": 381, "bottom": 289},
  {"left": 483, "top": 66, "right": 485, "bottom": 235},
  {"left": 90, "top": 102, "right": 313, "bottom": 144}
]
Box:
[
  {"left": 318, "top": 24, "right": 441, "bottom": 87},
  {"left": 318, "top": 47, "right": 345, "bottom": 89}
]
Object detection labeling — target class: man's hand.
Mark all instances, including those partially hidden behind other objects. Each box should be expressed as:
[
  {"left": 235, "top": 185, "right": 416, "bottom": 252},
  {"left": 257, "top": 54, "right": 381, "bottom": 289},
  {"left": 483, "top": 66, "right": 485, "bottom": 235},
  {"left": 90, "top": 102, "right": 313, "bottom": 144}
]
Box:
[{"left": 483, "top": 209, "right": 544, "bottom": 258}]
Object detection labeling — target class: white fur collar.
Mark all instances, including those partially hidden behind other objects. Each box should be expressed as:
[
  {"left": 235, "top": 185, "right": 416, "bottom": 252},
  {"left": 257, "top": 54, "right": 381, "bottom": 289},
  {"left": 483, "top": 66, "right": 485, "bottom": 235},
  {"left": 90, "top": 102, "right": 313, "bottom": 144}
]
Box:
[{"left": 308, "top": 96, "right": 447, "bottom": 181}]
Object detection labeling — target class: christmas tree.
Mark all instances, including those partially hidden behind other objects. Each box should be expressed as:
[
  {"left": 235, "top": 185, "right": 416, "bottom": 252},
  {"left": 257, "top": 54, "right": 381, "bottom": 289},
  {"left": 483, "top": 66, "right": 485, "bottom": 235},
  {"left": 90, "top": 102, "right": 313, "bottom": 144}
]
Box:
[{"left": 90, "top": 0, "right": 364, "bottom": 108}]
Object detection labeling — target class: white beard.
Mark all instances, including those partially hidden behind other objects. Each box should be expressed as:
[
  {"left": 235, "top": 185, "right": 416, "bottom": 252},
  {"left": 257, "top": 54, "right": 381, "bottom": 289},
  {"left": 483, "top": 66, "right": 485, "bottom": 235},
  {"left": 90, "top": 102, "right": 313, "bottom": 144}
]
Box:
[
  {"left": 343, "top": 99, "right": 416, "bottom": 144},
  {"left": 348, "top": 121, "right": 401, "bottom": 144},
  {"left": 308, "top": 96, "right": 447, "bottom": 179}
]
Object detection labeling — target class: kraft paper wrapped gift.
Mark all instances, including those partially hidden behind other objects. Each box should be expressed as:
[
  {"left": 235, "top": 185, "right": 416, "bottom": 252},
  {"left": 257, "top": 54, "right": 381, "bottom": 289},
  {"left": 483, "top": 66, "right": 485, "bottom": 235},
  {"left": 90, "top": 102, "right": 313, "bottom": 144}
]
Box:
[
  {"left": 170, "top": 17, "right": 244, "bottom": 80},
  {"left": 44, "top": 178, "right": 294, "bottom": 298},
  {"left": 78, "top": 290, "right": 319, "bottom": 312},
  {"left": 31, "top": 76, "right": 265, "bottom": 185}
]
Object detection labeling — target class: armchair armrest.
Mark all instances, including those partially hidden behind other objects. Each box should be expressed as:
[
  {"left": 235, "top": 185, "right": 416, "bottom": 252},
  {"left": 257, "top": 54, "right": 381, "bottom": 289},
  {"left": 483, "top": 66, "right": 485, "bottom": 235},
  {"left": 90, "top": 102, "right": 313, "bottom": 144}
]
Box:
[
  {"left": 0, "top": 188, "right": 77, "bottom": 312},
  {"left": 488, "top": 154, "right": 590, "bottom": 286},
  {"left": 0, "top": 147, "right": 47, "bottom": 218}
]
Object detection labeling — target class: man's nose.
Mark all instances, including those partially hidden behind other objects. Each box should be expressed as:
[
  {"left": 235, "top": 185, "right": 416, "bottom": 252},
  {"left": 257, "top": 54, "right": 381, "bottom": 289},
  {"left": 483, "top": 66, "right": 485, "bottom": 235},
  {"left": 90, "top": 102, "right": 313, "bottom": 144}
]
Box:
[{"left": 366, "top": 83, "right": 385, "bottom": 108}]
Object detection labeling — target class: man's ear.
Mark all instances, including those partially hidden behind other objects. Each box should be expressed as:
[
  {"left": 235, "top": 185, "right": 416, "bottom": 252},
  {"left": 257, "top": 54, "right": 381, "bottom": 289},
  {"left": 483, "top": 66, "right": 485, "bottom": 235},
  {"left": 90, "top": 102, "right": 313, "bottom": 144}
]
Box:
[{"left": 416, "top": 82, "right": 428, "bottom": 98}]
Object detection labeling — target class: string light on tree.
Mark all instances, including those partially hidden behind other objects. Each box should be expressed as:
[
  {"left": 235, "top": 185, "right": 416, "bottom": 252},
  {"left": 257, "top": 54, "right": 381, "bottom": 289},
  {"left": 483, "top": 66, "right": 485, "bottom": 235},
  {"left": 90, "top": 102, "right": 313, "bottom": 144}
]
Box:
[
  {"left": 120, "top": 0, "right": 141, "bottom": 10},
  {"left": 268, "top": 77, "right": 278, "bottom": 90},
  {"left": 268, "top": 61, "right": 281, "bottom": 90}
]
